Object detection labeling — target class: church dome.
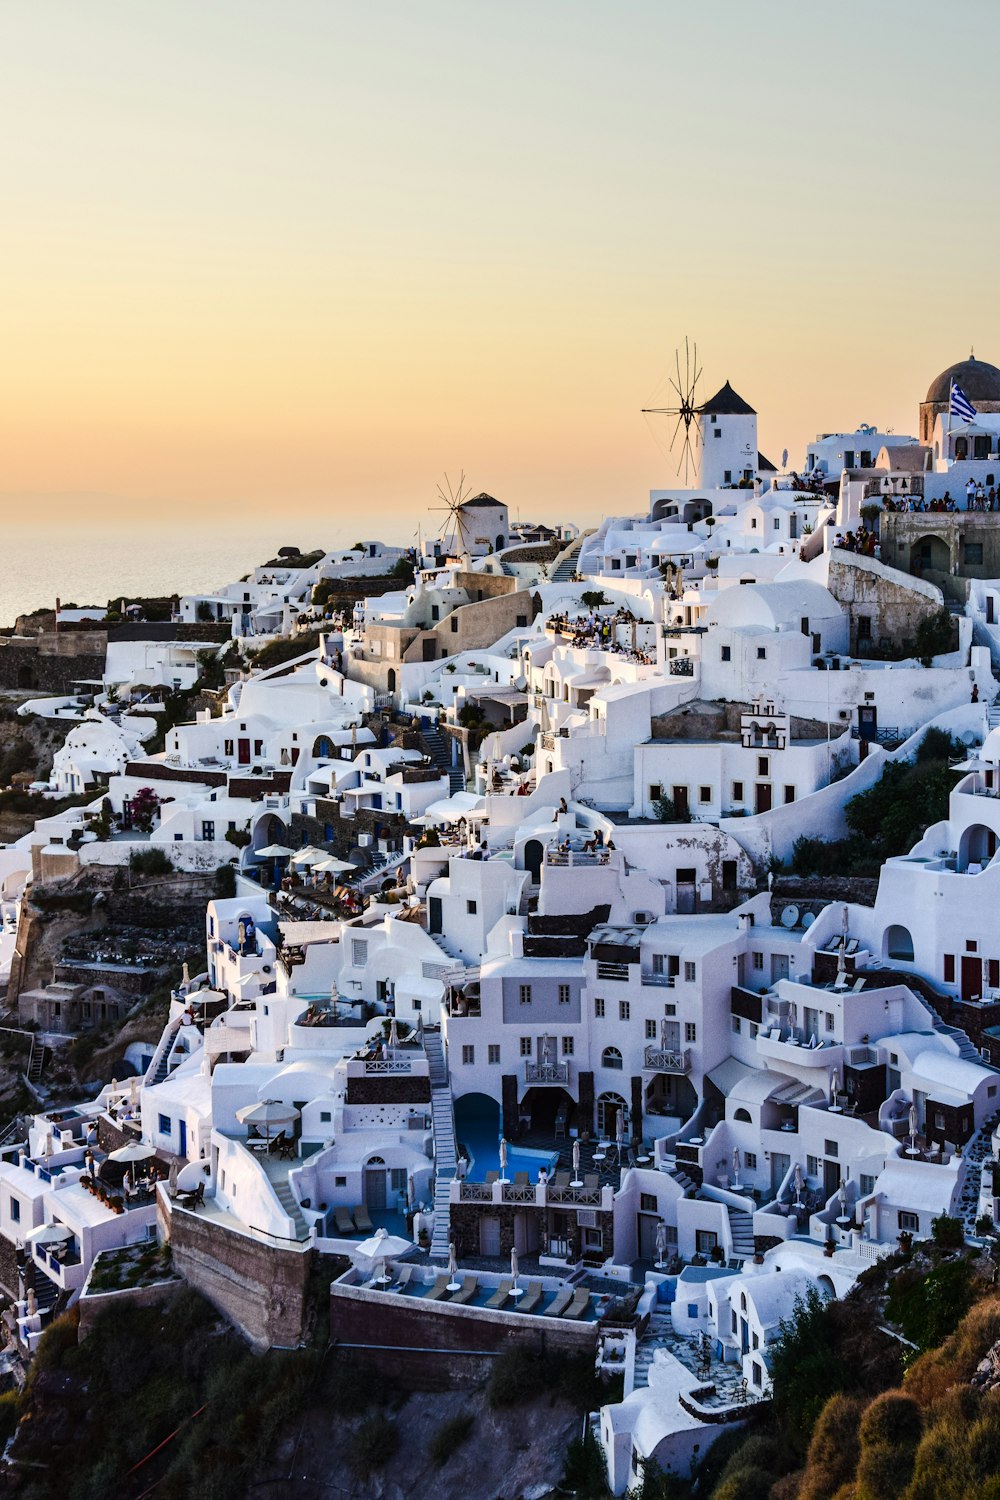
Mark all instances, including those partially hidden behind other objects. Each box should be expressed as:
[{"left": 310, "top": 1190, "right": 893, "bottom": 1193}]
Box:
[{"left": 924, "top": 355, "right": 1000, "bottom": 404}]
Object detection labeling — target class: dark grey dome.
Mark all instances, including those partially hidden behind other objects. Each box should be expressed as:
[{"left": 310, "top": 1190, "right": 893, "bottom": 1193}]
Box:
[{"left": 925, "top": 356, "right": 1000, "bottom": 404}]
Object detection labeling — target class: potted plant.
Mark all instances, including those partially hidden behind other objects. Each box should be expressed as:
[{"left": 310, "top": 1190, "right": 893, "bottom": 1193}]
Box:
[{"left": 417, "top": 1226, "right": 430, "bottom": 1251}]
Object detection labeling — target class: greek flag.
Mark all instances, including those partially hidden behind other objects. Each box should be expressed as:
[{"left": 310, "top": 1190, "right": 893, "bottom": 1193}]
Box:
[{"left": 950, "top": 381, "right": 978, "bottom": 423}]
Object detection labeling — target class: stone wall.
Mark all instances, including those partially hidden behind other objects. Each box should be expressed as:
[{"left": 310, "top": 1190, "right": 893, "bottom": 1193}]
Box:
[
  {"left": 0, "top": 639, "right": 106, "bottom": 694},
  {"left": 880, "top": 512, "right": 1000, "bottom": 599},
  {"left": 0, "top": 1230, "right": 20, "bottom": 1300},
  {"left": 77, "top": 1278, "right": 179, "bottom": 1338},
  {"left": 449, "top": 1200, "right": 615, "bottom": 1265},
  {"left": 328, "top": 1277, "right": 596, "bottom": 1390},
  {"left": 162, "top": 1197, "right": 311, "bottom": 1350},
  {"left": 345, "top": 1075, "right": 431, "bottom": 1105},
  {"left": 826, "top": 552, "right": 943, "bottom": 655}
]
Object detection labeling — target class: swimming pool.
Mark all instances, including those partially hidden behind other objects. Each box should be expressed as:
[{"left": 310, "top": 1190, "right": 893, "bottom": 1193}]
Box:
[
  {"left": 453, "top": 1095, "right": 559, "bottom": 1183},
  {"left": 395, "top": 1278, "right": 600, "bottom": 1321}
]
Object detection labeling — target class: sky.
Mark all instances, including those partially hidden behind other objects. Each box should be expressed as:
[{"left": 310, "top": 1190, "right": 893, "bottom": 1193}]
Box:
[{"left": 3, "top": 0, "right": 1000, "bottom": 541}]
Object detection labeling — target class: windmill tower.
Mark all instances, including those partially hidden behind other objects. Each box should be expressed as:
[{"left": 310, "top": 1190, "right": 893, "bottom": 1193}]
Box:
[
  {"left": 642, "top": 338, "right": 704, "bottom": 486},
  {"left": 430, "top": 471, "right": 473, "bottom": 559},
  {"left": 430, "top": 473, "right": 509, "bottom": 560}
]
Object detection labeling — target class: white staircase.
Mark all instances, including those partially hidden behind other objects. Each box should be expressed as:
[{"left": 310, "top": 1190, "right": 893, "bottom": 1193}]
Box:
[
  {"left": 423, "top": 1030, "right": 458, "bottom": 1259},
  {"left": 270, "top": 1176, "right": 311, "bottom": 1242},
  {"left": 633, "top": 1311, "right": 673, "bottom": 1390},
  {"left": 727, "top": 1205, "right": 755, "bottom": 1262}
]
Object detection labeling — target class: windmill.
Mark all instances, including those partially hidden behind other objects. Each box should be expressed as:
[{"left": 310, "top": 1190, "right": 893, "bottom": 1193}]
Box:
[
  {"left": 641, "top": 337, "right": 703, "bottom": 484},
  {"left": 430, "top": 471, "right": 474, "bottom": 556}
]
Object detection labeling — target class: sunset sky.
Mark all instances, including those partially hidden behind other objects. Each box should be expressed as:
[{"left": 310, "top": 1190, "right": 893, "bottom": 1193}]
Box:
[{"left": 4, "top": 0, "right": 1000, "bottom": 537}]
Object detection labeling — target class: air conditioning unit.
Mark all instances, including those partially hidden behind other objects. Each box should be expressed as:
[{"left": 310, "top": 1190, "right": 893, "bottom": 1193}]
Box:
[{"left": 577, "top": 1209, "right": 598, "bottom": 1228}]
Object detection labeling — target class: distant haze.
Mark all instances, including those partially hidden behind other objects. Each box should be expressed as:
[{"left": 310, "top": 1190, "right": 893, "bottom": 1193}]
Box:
[{"left": 3, "top": 1, "right": 998, "bottom": 534}]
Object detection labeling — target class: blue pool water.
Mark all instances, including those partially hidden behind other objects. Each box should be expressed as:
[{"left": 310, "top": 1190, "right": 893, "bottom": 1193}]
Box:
[
  {"left": 454, "top": 1095, "right": 559, "bottom": 1183},
  {"left": 396, "top": 1279, "right": 599, "bottom": 1321}
]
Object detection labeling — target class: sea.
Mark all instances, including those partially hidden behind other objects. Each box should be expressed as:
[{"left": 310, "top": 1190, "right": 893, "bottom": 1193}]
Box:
[{"left": 0, "top": 521, "right": 344, "bottom": 629}]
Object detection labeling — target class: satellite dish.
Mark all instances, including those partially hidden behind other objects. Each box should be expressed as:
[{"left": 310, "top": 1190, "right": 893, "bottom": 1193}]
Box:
[
  {"left": 801, "top": 911, "right": 815, "bottom": 929},
  {"left": 780, "top": 905, "right": 799, "bottom": 929}
]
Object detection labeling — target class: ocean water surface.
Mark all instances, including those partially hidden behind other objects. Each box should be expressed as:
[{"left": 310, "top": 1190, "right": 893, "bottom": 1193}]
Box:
[{"left": 0, "top": 522, "right": 336, "bottom": 629}]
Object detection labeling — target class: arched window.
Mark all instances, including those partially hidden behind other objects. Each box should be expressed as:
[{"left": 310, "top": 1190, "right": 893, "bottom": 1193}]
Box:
[
  {"left": 601, "top": 1047, "right": 623, "bottom": 1070},
  {"left": 733, "top": 1107, "right": 752, "bottom": 1123}
]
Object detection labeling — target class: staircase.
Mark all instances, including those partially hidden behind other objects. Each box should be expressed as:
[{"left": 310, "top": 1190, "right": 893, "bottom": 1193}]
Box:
[
  {"left": 423, "top": 1030, "right": 458, "bottom": 1259},
  {"left": 25, "top": 1038, "right": 48, "bottom": 1086},
  {"left": 270, "top": 1176, "right": 311, "bottom": 1242},
  {"left": 420, "top": 725, "right": 464, "bottom": 794},
  {"left": 663, "top": 1161, "right": 696, "bottom": 1195},
  {"left": 429, "top": 930, "right": 463, "bottom": 965},
  {"left": 146, "top": 1018, "right": 182, "bottom": 1088},
  {"left": 988, "top": 697, "right": 1000, "bottom": 732},
  {"left": 931, "top": 1016, "right": 984, "bottom": 1066},
  {"left": 633, "top": 1311, "right": 673, "bottom": 1390},
  {"left": 727, "top": 1205, "right": 755, "bottom": 1262},
  {"left": 550, "top": 537, "right": 585, "bottom": 582}
]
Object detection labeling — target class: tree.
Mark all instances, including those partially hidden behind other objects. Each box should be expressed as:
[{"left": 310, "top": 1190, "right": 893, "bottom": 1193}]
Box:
[
  {"left": 768, "top": 1288, "right": 849, "bottom": 1456},
  {"left": 130, "top": 787, "right": 159, "bottom": 833}
]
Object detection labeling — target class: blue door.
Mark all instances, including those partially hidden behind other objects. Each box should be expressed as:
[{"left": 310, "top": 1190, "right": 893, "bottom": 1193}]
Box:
[{"left": 178, "top": 1119, "right": 187, "bottom": 1158}]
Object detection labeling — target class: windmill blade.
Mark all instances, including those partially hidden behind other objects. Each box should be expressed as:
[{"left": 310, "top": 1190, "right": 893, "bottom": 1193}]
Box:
[{"left": 669, "top": 414, "right": 684, "bottom": 452}]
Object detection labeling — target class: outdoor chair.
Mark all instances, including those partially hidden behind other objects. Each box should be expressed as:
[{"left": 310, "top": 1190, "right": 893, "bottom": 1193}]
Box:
[
  {"left": 333, "top": 1206, "right": 355, "bottom": 1235},
  {"left": 517, "top": 1280, "right": 543, "bottom": 1314},
  {"left": 450, "top": 1275, "right": 478, "bottom": 1304},
  {"left": 277, "top": 1134, "right": 296, "bottom": 1159},
  {"left": 513, "top": 1171, "right": 530, "bottom": 1187},
  {"left": 485, "top": 1278, "right": 513, "bottom": 1308},
  {"left": 546, "top": 1286, "right": 573, "bottom": 1317},
  {"left": 553, "top": 1170, "right": 570, "bottom": 1190},
  {"left": 391, "top": 1265, "right": 416, "bottom": 1293},
  {"left": 425, "top": 1273, "right": 451, "bottom": 1301},
  {"left": 562, "top": 1288, "right": 591, "bottom": 1319},
  {"left": 484, "top": 1171, "right": 499, "bottom": 1186},
  {"left": 353, "top": 1204, "right": 374, "bottom": 1234},
  {"left": 584, "top": 1173, "right": 600, "bottom": 1192}
]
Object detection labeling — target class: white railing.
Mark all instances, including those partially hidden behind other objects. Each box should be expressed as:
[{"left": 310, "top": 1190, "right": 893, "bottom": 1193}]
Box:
[
  {"left": 643, "top": 1046, "right": 691, "bottom": 1074},
  {"left": 363, "top": 1057, "right": 413, "bottom": 1074},
  {"left": 524, "top": 1060, "right": 569, "bottom": 1085}
]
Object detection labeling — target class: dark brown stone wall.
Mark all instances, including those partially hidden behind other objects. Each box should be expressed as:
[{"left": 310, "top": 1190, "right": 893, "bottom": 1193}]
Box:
[
  {"left": 449, "top": 1200, "right": 615, "bottom": 1264},
  {"left": 345, "top": 1076, "right": 431, "bottom": 1105},
  {"left": 577, "top": 1071, "right": 595, "bottom": 1137},
  {"left": 0, "top": 1231, "right": 20, "bottom": 1300},
  {"left": 328, "top": 1280, "right": 596, "bottom": 1390},
  {"left": 501, "top": 1074, "right": 519, "bottom": 1139},
  {"left": 162, "top": 1197, "right": 311, "bottom": 1350}
]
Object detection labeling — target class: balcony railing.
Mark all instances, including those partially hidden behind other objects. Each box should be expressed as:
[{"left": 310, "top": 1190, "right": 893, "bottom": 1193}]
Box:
[
  {"left": 596, "top": 961, "right": 629, "bottom": 982},
  {"left": 524, "top": 1060, "right": 569, "bottom": 1085},
  {"left": 643, "top": 1045, "right": 691, "bottom": 1073},
  {"left": 641, "top": 971, "right": 675, "bottom": 987},
  {"left": 363, "top": 1057, "right": 413, "bottom": 1074}
]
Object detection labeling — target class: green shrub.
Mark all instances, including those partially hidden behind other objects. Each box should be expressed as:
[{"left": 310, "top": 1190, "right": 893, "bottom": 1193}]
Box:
[
  {"left": 769, "top": 1288, "right": 849, "bottom": 1456},
  {"left": 0, "top": 1389, "right": 21, "bottom": 1445},
  {"left": 129, "top": 846, "right": 173, "bottom": 876},
  {"left": 348, "top": 1415, "right": 399, "bottom": 1476},
  {"left": 486, "top": 1347, "right": 551, "bottom": 1409},
  {"left": 886, "top": 1258, "right": 972, "bottom": 1351},
  {"left": 931, "top": 1214, "right": 965, "bottom": 1248},
  {"left": 427, "top": 1412, "right": 474, "bottom": 1466},
  {"left": 214, "top": 864, "right": 237, "bottom": 899}
]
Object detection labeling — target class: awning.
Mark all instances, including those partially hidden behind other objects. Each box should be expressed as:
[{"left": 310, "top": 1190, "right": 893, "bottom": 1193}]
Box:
[{"left": 706, "top": 1057, "right": 755, "bottom": 1096}]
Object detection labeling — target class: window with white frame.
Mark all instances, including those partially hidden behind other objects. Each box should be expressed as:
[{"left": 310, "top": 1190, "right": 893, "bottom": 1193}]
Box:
[
  {"left": 519, "top": 984, "right": 532, "bottom": 1005},
  {"left": 684, "top": 1022, "right": 696, "bottom": 1042},
  {"left": 520, "top": 1037, "right": 532, "bottom": 1056},
  {"left": 462, "top": 1045, "right": 475, "bottom": 1065},
  {"left": 488, "top": 1044, "right": 500, "bottom": 1065},
  {"left": 594, "top": 997, "right": 605, "bottom": 1018},
  {"left": 619, "top": 1000, "right": 630, "bottom": 1021},
  {"left": 684, "top": 961, "right": 696, "bottom": 982},
  {"left": 558, "top": 984, "right": 571, "bottom": 1005}
]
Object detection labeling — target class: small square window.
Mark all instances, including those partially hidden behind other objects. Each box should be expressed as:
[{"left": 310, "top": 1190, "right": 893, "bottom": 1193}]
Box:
[
  {"left": 645, "top": 1019, "right": 657, "bottom": 1040},
  {"left": 467, "top": 900, "right": 477, "bottom": 915},
  {"left": 619, "top": 1001, "right": 630, "bottom": 1021},
  {"left": 757, "top": 756, "right": 769, "bottom": 776},
  {"left": 756, "top": 647, "right": 766, "bottom": 660},
  {"left": 320, "top": 1111, "right": 332, "bottom": 1123},
  {"left": 640, "top": 1192, "right": 657, "bottom": 1212},
  {"left": 699, "top": 785, "right": 711, "bottom": 803},
  {"left": 462, "top": 1045, "right": 475, "bottom": 1065},
  {"left": 685, "top": 1022, "right": 697, "bottom": 1042},
  {"left": 752, "top": 952, "right": 763, "bottom": 970},
  {"left": 488, "top": 1044, "right": 500, "bottom": 1064},
  {"left": 562, "top": 1036, "right": 574, "bottom": 1056},
  {"left": 824, "top": 1139, "right": 838, "bottom": 1157},
  {"left": 732, "top": 781, "right": 744, "bottom": 801},
  {"left": 731, "top": 1015, "right": 742, "bottom": 1033},
  {"left": 594, "top": 997, "right": 605, "bottom": 1018},
  {"left": 520, "top": 1037, "right": 532, "bottom": 1056}
]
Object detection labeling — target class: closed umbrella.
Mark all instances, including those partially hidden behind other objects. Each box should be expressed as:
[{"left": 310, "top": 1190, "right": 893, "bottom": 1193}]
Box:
[
  {"left": 655, "top": 1220, "right": 668, "bottom": 1267},
  {"left": 447, "top": 1241, "right": 460, "bottom": 1292},
  {"left": 388, "top": 1017, "right": 399, "bottom": 1050},
  {"left": 26, "top": 1288, "right": 36, "bottom": 1317},
  {"left": 571, "top": 1140, "right": 582, "bottom": 1186},
  {"left": 130, "top": 1076, "right": 139, "bottom": 1109},
  {"left": 168, "top": 1159, "right": 180, "bottom": 1196},
  {"left": 615, "top": 1108, "right": 625, "bottom": 1156},
  {"left": 498, "top": 1137, "right": 508, "bottom": 1181},
  {"left": 793, "top": 1164, "right": 804, "bottom": 1206},
  {"left": 510, "top": 1247, "right": 521, "bottom": 1299},
  {"left": 732, "top": 1147, "right": 741, "bottom": 1186}
]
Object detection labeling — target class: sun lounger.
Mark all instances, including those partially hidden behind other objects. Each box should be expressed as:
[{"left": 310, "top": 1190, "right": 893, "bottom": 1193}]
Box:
[
  {"left": 391, "top": 1265, "right": 416, "bottom": 1292},
  {"left": 584, "top": 1173, "right": 600, "bottom": 1192},
  {"left": 516, "top": 1279, "right": 543, "bottom": 1315},
  {"left": 450, "top": 1275, "right": 478, "bottom": 1304},
  {"left": 553, "top": 1170, "right": 571, "bottom": 1190},
  {"left": 425, "top": 1273, "right": 451, "bottom": 1301},
  {"left": 333, "top": 1205, "right": 355, "bottom": 1235},
  {"left": 546, "top": 1286, "right": 573, "bottom": 1318},
  {"left": 485, "top": 1278, "right": 513, "bottom": 1308},
  {"left": 561, "top": 1288, "right": 592, "bottom": 1320},
  {"left": 485, "top": 1170, "right": 499, "bottom": 1186},
  {"left": 514, "top": 1170, "right": 530, "bottom": 1187},
  {"left": 353, "top": 1204, "right": 374, "bottom": 1234}
]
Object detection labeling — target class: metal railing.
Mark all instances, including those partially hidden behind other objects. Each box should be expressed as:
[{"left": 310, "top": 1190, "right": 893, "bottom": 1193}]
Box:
[
  {"left": 363, "top": 1057, "right": 413, "bottom": 1074},
  {"left": 596, "top": 962, "right": 629, "bottom": 982},
  {"left": 641, "top": 971, "right": 674, "bottom": 987},
  {"left": 524, "top": 1060, "right": 569, "bottom": 1085},
  {"left": 643, "top": 1045, "right": 691, "bottom": 1073}
]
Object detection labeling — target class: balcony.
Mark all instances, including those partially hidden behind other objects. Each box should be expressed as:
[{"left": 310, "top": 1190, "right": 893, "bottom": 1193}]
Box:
[
  {"left": 595, "top": 961, "right": 629, "bottom": 983},
  {"left": 641, "top": 971, "right": 675, "bottom": 988},
  {"left": 643, "top": 1045, "right": 691, "bottom": 1074},
  {"left": 524, "top": 1060, "right": 569, "bottom": 1085}
]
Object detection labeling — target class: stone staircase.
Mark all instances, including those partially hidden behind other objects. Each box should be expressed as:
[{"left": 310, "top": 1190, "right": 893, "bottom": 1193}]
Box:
[
  {"left": 146, "top": 1018, "right": 182, "bottom": 1088},
  {"left": 664, "top": 1162, "right": 697, "bottom": 1195},
  {"left": 931, "top": 1016, "right": 984, "bottom": 1066},
  {"left": 633, "top": 1311, "right": 673, "bottom": 1390},
  {"left": 988, "top": 698, "right": 1000, "bottom": 732},
  {"left": 423, "top": 1030, "right": 458, "bottom": 1259},
  {"left": 420, "top": 725, "right": 465, "bottom": 795},
  {"left": 550, "top": 537, "right": 585, "bottom": 582},
  {"left": 270, "top": 1175, "right": 311, "bottom": 1242},
  {"left": 727, "top": 1205, "right": 755, "bottom": 1262}
]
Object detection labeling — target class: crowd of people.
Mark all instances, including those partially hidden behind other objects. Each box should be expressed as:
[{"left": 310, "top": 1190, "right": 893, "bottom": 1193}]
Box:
[
  {"left": 545, "top": 607, "right": 655, "bottom": 665},
  {"left": 834, "top": 527, "right": 880, "bottom": 558}
]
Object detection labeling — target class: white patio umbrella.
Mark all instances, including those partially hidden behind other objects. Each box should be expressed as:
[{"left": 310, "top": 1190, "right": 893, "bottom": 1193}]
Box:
[
  {"left": 793, "top": 1164, "right": 805, "bottom": 1206},
  {"left": 130, "top": 1076, "right": 139, "bottom": 1109},
  {"left": 290, "top": 847, "right": 326, "bottom": 867},
  {"left": 498, "top": 1137, "right": 508, "bottom": 1180},
  {"left": 732, "top": 1147, "right": 741, "bottom": 1186},
  {"left": 257, "top": 843, "right": 294, "bottom": 858},
  {"left": 355, "top": 1226, "right": 413, "bottom": 1261},
  {"left": 25, "top": 1222, "right": 72, "bottom": 1246},
  {"left": 236, "top": 1099, "right": 300, "bottom": 1141},
  {"left": 314, "top": 856, "right": 355, "bottom": 874},
  {"left": 109, "top": 1142, "right": 157, "bottom": 1164},
  {"left": 447, "top": 1242, "right": 460, "bottom": 1291}
]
